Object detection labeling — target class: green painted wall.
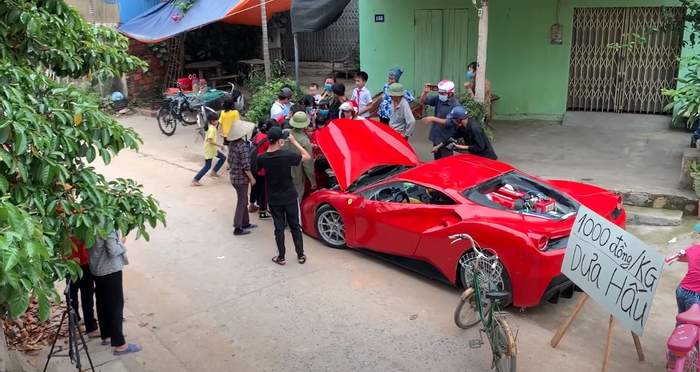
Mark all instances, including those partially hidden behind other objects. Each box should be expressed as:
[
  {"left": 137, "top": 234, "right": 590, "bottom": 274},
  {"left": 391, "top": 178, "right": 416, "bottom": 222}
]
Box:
[{"left": 359, "top": 0, "right": 689, "bottom": 121}]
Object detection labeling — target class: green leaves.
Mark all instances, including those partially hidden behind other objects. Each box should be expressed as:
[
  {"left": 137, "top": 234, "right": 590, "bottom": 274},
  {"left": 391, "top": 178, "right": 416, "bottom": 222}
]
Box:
[{"left": 0, "top": 1, "right": 164, "bottom": 320}]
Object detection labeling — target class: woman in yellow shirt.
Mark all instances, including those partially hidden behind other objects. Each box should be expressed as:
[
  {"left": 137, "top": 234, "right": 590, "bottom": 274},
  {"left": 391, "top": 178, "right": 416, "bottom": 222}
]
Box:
[{"left": 219, "top": 99, "right": 240, "bottom": 145}]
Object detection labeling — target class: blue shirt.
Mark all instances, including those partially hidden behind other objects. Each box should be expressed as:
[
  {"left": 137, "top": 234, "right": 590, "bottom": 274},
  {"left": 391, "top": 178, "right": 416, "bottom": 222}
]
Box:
[
  {"left": 425, "top": 95, "right": 459, "bottom": 145},
  {"left": 429, "top": 117, "right": 457, "bottom": 146}
]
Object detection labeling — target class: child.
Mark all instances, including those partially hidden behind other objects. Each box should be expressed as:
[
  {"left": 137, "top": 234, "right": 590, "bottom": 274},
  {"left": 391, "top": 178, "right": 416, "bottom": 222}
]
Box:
[
  {"left": 219, "top": 99, "right": 240, "bottom": 146},
  {"left": 191, "top": 112, "right": 226, "bottom": 186},
  {"left": 308, "top": 83, "right": 322, "bottom": 105},
  {"left": 351, "top": 71, "right": 372, "bottom": 118},
  {"left": 668, "top": 223, "right": 700, "bottom": 314}
]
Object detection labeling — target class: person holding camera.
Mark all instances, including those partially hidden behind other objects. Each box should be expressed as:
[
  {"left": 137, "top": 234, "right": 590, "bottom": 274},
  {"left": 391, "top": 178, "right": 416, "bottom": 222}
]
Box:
[
  {"left": 271, "top": 87, "right": 294, "bottom": 124},
  {"left": 89, "top": 231, "right": 141, "bottom": 356},
  {"left": 434, "top": 106, "right": 497, "bottom": 160},
  {"left": 257, "top": 126, "right": 311, "bottom": 266}
]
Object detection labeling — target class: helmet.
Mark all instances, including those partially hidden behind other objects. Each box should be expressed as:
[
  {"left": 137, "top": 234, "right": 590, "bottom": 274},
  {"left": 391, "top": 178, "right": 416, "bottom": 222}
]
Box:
[
  {"left": 340, "top": 101, "right": 358, "bottom": 113},
  {"left": 437, "top": 80, "right": 455, "bottom": 94}
]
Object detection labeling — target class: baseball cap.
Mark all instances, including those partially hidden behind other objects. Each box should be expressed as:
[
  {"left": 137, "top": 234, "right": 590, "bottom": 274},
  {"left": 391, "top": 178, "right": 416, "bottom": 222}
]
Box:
[
  {"left": 267, "top": 126, "right": 289, "bottom": 142},
  {"left": 447, "top": 106, "right": 468, "bottom": 120},
  {"left": 279, "top": 87, "right": 293, "bottom": 99}
]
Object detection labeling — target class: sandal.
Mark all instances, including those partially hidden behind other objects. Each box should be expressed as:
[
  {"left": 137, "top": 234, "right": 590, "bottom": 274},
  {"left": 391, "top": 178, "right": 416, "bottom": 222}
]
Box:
[
  {"left": 113, "top": 343, "right": 142, "bottom": 356},
  {"left": 259, "top": 211, "right": 271, "bottom": 219},
  {"left": 272, "top": 256, "right": 286, "bottom": 266},
  {"left": 298, "top": 255, "right": 307, "bottom": 264}
]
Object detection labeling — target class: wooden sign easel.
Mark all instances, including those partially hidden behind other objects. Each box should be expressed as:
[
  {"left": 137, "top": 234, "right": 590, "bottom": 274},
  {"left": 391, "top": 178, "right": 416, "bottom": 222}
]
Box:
[{"left": 550, "top": 294, "right": 645, "bottom": 372}]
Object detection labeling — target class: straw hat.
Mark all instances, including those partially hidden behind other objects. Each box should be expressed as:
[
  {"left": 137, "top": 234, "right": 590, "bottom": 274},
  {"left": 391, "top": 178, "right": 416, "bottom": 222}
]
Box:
[{"left": 227, "top": 120, "right": 255, "bottom": 141}]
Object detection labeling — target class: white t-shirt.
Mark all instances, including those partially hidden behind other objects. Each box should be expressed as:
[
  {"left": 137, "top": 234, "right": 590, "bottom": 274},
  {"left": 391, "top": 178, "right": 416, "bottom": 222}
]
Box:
[
  {"left": 270, "top": 101, "right": 290, "bottom": 121},
  {"left": 351, "top": 87, "right": 373, "bottom": 118}
]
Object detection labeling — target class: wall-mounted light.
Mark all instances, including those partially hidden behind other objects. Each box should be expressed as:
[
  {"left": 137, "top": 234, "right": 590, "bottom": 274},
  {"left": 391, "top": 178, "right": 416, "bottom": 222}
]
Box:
[
  {"left": 551, "top": 0, "right": 563, "bottom": 45},
  {"left": 551, "top": 23, "right": 563, "bottom": 44}
]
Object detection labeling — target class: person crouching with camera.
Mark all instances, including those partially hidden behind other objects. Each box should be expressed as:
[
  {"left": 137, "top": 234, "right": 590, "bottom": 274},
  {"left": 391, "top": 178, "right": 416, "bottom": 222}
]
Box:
[
  {"left": 257, "top": 125, "right": 311, "bottom": 266},
  {"left": 432, "top": 106, "right": 497, "bottom": 161}
]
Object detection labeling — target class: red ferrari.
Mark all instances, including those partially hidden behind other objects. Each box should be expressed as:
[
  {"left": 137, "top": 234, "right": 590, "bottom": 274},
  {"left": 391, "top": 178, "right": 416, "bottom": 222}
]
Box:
[{"left": 302, "top": 119, "right": 626, "bottom": 308}]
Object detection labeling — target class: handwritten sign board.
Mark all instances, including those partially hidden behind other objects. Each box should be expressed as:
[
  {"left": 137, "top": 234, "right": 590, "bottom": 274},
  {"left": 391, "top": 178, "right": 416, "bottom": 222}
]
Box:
[{"left": 562, "top": 205, "right": 664, "bottom": 335}]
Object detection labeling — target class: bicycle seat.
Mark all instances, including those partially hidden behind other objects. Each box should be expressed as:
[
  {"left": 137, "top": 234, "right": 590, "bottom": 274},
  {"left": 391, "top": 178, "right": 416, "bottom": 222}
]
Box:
[
  {"left": 667, "top": 324, "right": 699, "bottom": 354},
  {"left": 485, "top": 291, "right": 510, "bottom": 303},
  {"left": 677, "top": 303, "right": 700, "bottom": 326}
]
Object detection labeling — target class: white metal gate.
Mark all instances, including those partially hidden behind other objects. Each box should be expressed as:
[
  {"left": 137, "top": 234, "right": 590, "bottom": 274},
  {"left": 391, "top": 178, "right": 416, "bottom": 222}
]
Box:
[{"left": 567, "top": 7, "right": 684, "bottom": 114}]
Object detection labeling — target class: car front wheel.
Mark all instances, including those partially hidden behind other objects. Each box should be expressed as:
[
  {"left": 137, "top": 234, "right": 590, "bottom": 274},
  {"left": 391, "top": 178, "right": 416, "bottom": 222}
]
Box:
[{"left": 315, "top": 205, "right": 346, "bottom": 249}]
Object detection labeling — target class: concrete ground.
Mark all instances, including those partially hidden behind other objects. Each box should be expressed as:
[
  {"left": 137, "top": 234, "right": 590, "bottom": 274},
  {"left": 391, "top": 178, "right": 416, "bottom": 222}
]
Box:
[{"left": 34, "top": 114, "right": 696, "bottom": 372}]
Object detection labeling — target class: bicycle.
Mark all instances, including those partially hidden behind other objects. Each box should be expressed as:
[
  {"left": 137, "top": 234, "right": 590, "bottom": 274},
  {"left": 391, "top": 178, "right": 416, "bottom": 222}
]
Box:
[
  {"left": 666, "top": 249, "right": 700, "bottom": 372},
  {"left": 156, "top": 84, "right": 201, "bottom": 136},
  {"left": 450, "top": 233, "right": 517, "bottom": 372},
  {"left": 668, "top": 303, "right": 700, "bottom": 372},
  {"left": 157, "top": 83, "right": 242, "bottom": 138}
]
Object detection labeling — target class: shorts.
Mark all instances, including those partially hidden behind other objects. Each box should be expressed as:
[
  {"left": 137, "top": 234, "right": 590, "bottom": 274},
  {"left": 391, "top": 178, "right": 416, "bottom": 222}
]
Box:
[{"left": 676, "top": 286, "right": 700, "bottom": 313}]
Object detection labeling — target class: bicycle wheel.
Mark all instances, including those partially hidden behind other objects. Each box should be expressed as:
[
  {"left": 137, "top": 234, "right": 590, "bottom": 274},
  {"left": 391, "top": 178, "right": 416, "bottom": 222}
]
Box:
[
  {"left": 156, "top": 106, "right": 177, "bottom": 136},
  {"left": 454, "top": 287, "right": 488, "bottom": 329},
  {"left": 491, "top": 317, "right": 517, "bottom": 372}
]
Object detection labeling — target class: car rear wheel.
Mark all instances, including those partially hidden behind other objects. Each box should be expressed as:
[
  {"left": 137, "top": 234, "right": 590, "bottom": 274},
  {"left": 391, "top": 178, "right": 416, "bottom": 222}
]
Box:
[
  {"left": 458, "top": 250, "right": 512, "bottom": 306},
  {"left": 315, "top": 205, "right": 346, "bottom": 249}
]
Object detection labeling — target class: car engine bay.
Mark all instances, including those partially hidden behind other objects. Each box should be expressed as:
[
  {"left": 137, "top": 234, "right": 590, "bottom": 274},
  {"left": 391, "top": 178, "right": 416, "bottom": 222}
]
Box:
[{"left": 466, "top": 172, "right": 579, "bottom": 220}]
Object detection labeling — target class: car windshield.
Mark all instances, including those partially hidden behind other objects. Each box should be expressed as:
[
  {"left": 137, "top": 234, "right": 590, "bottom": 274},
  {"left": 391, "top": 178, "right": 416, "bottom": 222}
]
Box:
[
  {"left": 348, "top": 165, "right": 412, "bottom": 192},
  {"left": 463, "top": 171, "right": 579, "bottom": 220}
]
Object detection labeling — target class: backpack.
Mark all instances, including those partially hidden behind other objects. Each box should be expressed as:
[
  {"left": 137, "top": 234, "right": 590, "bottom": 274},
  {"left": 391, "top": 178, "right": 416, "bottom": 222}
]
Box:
[{"left": 249, "top": 136, "right": 269, "bottom": 175}]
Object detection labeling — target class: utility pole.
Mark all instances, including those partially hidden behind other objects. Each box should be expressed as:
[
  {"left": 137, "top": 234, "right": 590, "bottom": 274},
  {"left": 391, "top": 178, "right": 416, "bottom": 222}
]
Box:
[
  {"left": 260, "top": 0, "right": 271, "bottom": 82},
  {"left": 475, "top": 0, "right": 488, "bottom": 103}
]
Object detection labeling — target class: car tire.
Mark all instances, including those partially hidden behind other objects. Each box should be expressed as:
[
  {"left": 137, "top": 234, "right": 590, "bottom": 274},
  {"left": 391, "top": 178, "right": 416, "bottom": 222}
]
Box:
[
  {"left": 315, "top": 205, "right": 346, "bottom": 249},
  {"left": 458, "top": 250, "right": 512, "bottom": 307}
]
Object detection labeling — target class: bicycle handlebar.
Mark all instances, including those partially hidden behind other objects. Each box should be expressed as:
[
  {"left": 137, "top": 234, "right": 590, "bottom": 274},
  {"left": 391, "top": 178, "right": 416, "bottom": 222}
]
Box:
[{"left": 450, "top": 233, "right": 496, "bottom": 266}]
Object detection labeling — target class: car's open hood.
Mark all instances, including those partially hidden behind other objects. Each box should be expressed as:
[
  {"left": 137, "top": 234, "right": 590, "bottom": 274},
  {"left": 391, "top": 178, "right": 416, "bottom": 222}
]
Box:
[{"left": 316, "top": 119, "right": 420, "bottom": 191}]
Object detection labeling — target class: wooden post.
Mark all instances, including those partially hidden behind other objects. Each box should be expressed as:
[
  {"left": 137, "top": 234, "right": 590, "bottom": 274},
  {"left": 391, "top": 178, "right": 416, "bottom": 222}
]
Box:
[
  {"left": 631, "top": 332, "right": 645, "bottom": 361},
  {"left": 259, "top": 0, "right": 271, "bottom": 82},
  {"left": 550, "top": 294, "right": 589, "bottom": 348},
  {"left": 475, "top": 0, "right": 489, "bottom": 103},
  {"left": 602, "top": 315, "right": 615, "bottom": 372}
]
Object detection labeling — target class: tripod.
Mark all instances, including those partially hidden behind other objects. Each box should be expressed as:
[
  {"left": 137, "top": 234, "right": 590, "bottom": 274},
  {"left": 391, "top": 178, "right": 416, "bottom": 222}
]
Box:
[{"left": 43, "top": 279, "right": 95, "bottom": 372}]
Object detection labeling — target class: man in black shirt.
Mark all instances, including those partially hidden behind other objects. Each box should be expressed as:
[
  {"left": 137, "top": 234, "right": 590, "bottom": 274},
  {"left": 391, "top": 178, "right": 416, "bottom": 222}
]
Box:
[
  {"left": 257, "top": 127, "right": 311, "bottom": 265},
  {"left": 438, "top": 106, "right": 497, "bottom": 160}
]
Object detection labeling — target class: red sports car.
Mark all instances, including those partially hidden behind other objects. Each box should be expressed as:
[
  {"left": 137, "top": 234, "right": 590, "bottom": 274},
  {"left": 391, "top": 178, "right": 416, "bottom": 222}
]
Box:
[{"left": 302, "top": 119, "right": 626, "bottom": 308}]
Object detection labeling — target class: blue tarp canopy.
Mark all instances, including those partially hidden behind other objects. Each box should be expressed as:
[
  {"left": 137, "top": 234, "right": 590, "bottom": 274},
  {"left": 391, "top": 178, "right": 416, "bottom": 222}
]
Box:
[{"left": 118, "top": 0, "right": 291, "bottom": 43}]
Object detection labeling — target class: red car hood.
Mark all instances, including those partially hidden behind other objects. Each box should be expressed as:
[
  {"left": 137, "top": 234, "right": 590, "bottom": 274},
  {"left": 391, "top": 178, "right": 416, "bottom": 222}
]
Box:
[{"left": 316, "top": 119, "right": 420, "bottom": 191}]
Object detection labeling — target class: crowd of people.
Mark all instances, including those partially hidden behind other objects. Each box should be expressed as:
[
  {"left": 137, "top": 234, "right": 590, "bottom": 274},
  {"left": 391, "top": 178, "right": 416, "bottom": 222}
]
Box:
[{"left": 184, "top": 63, "right": 498, "bottom": 264}]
